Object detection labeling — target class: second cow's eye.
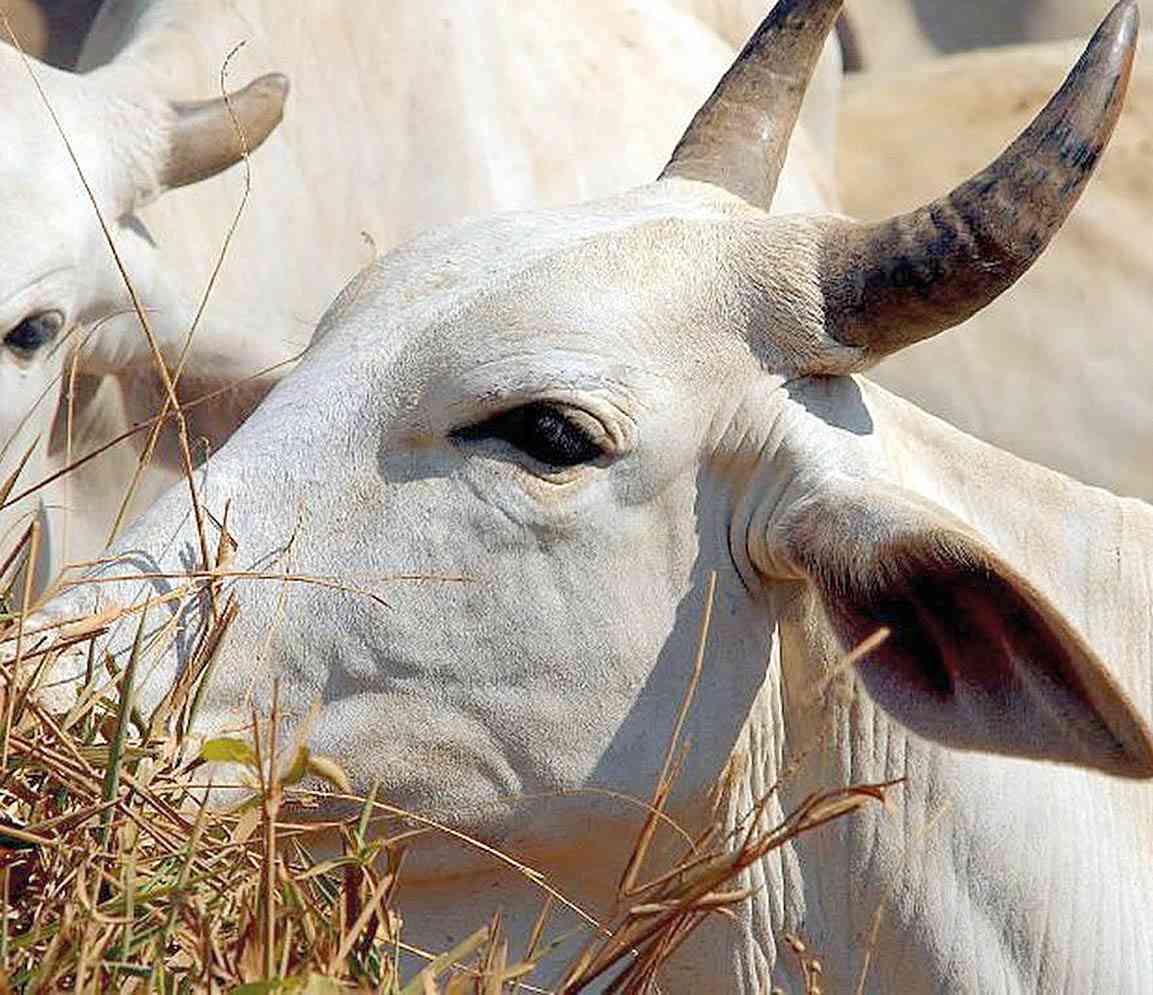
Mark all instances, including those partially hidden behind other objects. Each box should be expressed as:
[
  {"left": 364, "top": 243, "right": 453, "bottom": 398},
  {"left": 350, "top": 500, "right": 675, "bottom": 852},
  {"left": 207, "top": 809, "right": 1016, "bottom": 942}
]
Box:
[
  {"left": 453, "top": 402, "right": 605, "bottom": 468},
  {"left": 3, "top": 311, "right": 65, "bottom": 357}
]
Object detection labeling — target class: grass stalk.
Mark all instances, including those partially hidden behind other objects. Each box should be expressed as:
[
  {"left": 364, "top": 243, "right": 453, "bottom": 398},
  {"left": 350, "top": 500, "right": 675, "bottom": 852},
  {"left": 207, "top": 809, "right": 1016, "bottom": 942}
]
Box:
[{"left": 98, "top": 607, "right": 147, "bottom": 852}]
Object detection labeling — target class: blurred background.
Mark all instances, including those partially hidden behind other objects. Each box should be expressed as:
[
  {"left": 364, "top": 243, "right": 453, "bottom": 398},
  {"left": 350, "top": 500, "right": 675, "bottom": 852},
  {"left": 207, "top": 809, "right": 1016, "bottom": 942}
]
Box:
[
  {"left": 2, "top": 0, "right": 101, "bottom": 67},
  {"left": 0, "top": 1, "right": 1137, "bottom": 74}
]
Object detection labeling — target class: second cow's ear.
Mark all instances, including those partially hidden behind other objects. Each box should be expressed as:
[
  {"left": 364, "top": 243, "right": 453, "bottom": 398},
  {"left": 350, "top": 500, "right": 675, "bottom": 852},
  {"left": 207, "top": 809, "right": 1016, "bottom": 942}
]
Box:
[{"left": 756, "top": 475, "right": 1153, "bottom": 780}]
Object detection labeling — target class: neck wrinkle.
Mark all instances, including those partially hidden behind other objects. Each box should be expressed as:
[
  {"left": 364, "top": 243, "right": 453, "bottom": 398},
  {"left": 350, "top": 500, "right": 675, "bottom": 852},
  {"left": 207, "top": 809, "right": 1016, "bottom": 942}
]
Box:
[{"left": 684, "top": 631, "right": 809, "bottom": 993}]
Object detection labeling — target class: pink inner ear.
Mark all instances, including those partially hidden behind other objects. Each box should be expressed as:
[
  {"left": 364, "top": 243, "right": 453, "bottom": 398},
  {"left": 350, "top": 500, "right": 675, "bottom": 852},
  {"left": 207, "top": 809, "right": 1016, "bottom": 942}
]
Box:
[
  {"left": 832, "top": 554, "right": 1091, "bottom": 707},
  {"left": 812, "top": 539, "right": 1153, "bottom": 778}
]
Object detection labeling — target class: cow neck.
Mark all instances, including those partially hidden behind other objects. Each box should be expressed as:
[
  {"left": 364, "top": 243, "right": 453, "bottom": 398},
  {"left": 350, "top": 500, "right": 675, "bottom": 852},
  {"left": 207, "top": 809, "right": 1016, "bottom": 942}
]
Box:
[
  {"left": 745, "top": 376, "right": 1153, "bottom": 993},
  {"left": 684, "top": 630, "right": 807, "bottom": 992},
  {"left": 857, "top": 374, "right": 1153, "bottom": 723}
]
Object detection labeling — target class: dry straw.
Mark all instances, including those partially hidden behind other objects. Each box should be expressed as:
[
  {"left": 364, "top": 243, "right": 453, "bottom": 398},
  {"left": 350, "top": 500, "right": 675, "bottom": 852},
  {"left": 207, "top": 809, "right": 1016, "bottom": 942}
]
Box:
[{"left": 0, "top": 551, "right": 893, "bottom": 992}]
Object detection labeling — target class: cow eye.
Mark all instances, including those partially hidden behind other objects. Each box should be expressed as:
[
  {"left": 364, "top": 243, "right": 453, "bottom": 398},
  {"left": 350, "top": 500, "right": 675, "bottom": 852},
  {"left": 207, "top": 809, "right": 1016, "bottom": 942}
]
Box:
[
  {"left": 4, "top": 311, "right": 65, "bottom": 357},
  {"left": 454, "top": 402, "right": 606, "bottom": 468}
]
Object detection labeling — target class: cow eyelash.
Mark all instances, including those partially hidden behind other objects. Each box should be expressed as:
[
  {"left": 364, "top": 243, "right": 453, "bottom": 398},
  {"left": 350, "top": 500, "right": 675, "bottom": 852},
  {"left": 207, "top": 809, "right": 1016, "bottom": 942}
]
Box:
[
  {"left": 3, "top": 311, "right": 65, "bottom": 357},
  {"left": 452, "top": 402, "right": 606, "bottom": 469}
]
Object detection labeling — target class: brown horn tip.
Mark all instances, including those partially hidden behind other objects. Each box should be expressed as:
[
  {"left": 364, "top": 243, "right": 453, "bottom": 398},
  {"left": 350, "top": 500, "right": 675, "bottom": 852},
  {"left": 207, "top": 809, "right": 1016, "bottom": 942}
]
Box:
[
  {"left": 660, "top": 0, "right": 845, "bottom": 210},
  {"left": 819, "top": 0, "right": 1138, "bottom": 364},
  {"left": 161, "top": 72, "right": 290, "bottom": 191}
]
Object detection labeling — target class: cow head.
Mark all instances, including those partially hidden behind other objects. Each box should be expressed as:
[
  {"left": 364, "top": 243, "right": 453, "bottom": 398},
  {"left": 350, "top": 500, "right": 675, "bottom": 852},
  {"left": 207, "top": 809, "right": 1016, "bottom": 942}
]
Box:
[
  {"left": 0, "top": 40, "right": 287, "bottom": 579},
  {"left": 30, "top": 0, "right": 1153, "bottom": 866}
]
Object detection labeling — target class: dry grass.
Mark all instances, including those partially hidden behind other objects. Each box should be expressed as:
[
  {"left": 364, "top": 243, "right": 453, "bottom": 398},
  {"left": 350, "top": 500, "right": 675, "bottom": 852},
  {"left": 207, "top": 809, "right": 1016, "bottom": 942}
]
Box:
[{"left": 0, "top": 530, "right": 895, "bottom": 993}]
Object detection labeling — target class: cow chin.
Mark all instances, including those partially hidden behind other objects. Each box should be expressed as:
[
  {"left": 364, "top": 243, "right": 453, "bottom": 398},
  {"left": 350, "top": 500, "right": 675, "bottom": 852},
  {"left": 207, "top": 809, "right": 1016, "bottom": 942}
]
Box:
[
  {"left": 284, "top": 691, "right": 542, "bottom": 836},
  {"left": 283, "top": 707, "right": 647, "bottom": 882}
]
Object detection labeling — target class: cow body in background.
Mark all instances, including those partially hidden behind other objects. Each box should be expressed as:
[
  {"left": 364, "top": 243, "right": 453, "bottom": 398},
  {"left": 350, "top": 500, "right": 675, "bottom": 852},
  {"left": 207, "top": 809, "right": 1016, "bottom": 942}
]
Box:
[{"left": 837, "top": 0, "right": 1149, "bottom": 70}]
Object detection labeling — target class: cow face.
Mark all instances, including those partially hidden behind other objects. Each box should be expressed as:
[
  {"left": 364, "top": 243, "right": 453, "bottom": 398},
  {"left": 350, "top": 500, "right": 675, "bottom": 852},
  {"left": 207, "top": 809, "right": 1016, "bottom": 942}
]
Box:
[
  {"left": 43, "top": 195, "right": 809, "bottom": 852},
  {"left": 0, "top": 44, "right": 285, "bottom": 580}
]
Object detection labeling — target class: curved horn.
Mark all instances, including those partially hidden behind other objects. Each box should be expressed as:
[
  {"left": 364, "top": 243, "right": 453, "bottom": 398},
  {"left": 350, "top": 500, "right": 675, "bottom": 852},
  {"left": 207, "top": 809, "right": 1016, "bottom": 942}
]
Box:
[
  {"left": 818, "top": 0, "right": 1137, "bottom": 364},
  {"left": 660, "top": 0, "right": 844, "bottom": 210},
  {"left": 160, "top": 72, "right": 289, "bottom": 190}
]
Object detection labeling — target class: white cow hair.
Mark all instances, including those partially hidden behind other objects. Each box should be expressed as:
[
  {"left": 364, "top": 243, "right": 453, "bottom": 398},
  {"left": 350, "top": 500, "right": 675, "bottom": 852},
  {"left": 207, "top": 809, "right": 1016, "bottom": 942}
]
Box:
[{"left": 13, "top": 3, "right": 1153, "bottom": 993}]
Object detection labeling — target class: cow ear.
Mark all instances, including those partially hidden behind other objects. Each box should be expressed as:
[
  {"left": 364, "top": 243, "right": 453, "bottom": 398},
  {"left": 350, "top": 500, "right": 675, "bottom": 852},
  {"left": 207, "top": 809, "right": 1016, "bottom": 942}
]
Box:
[{"left": 765, "top": 479, "right": 1153, "bottom": 779}]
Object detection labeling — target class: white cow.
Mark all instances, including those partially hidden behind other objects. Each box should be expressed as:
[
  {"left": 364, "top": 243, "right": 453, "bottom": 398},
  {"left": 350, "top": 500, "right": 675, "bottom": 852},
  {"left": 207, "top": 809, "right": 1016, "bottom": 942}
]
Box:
[
  {"left": 5, "top": 1, "right": 851, "bottom": 595},
  {"left": 24, "top": 1, "right": 1153, "bottom": 991},
  {"left": 0, "top": 30, "right": 288, "bottom": 596},
  {"left": 842, "top": 37, "right": 1153, "bottom": 499}
]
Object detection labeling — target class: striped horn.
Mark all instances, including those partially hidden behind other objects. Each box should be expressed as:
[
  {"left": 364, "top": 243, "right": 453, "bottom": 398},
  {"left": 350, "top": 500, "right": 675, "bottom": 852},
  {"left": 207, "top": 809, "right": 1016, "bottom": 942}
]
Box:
[{"left": 818, "top": 0, "right": 1137, "bottom": 364}]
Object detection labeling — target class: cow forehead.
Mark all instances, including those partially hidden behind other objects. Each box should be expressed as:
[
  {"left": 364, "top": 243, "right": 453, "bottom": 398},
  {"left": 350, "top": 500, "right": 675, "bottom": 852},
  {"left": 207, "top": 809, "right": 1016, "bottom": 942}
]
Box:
[
  {"left": 326, "top": 188, "right": 751, "bottom": 325},
  {"left": 309, "top": 188, "right": 793, "bottom": 398},
  {"left": 0, "top": 52, "right": 89, "bottom": 166},
  {"left": 0, "top": 223, "right": 80, "bottom": 327},
  {"left": 1, "top": 53, "right": 157, "bottom": 234},
  {"left": 0, "top": 107, "right": 113, "bottom": 299},
  {"left": 0, "top": 117, "right": 77, "bottom": 208}
]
